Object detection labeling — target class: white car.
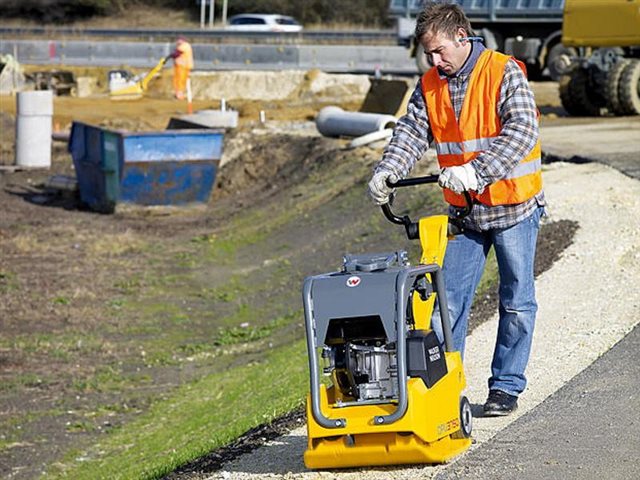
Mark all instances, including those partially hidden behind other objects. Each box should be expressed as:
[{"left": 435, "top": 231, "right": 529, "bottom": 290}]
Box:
[{"left": 226, "top": 14, "right": 303, "bottom": 33}]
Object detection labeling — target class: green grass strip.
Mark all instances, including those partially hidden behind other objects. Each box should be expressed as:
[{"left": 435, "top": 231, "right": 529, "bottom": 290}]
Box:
[{"left": 51, "top": 340, "right": 309, "bottom": 480}]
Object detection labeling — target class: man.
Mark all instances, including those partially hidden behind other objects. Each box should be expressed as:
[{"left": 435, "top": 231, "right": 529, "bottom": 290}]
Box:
[
  {"left": 368, "top": 2, "right": 544, "bottom": 417},
  {"left": 170, "top": 36, "right": 194, "bottom": 100}
]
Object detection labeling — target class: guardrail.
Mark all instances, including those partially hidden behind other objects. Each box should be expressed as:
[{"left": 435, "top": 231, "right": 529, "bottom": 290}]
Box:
[
  {"left": 0, "top": 26, "right": 397, "bottom": 45},
  {"left": 0, "top": 39, "right": 417, "bottom": 74}
]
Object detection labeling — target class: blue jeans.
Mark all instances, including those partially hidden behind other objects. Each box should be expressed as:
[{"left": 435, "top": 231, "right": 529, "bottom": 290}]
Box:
[{"left": 432, "top": 207, "right": 543, "bottom": 396}]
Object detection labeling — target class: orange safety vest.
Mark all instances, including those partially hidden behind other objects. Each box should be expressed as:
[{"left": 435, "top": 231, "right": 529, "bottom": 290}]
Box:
[
  {"left": 175, "top": 41, "right": 194, "bottom": 70},
  {"left": 421, "top": 49, "right": 542, "bottom": 207}
]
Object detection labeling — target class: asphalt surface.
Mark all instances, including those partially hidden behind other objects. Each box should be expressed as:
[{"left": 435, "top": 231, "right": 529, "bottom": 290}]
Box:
[
  {"left": 540, "top": 118, "right": 640, "bottom": 179},
  {"left": 437, "top": 323, "right": 640, "bottom": 480}
]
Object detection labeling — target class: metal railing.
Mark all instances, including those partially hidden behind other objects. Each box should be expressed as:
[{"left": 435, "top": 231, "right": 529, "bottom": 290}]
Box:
[
  {"left": 0, "top": 38, "right": 417, "bottom": 74},
  {"left": 0, "top": 26, "right": 396, "bottom": 45}
]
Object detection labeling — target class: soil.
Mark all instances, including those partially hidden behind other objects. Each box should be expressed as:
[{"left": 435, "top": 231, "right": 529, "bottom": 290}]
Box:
[{"left": 0, "top": 77, "right": 577, "bottom": 480}]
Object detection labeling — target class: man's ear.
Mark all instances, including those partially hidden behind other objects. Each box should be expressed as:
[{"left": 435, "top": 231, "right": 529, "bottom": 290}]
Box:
[{"left": 456, "top": 28, "right": 467, "bottom": 44}]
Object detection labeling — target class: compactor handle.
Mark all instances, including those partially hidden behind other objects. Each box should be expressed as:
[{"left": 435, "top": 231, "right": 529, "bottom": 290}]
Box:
[
  {"left": 381, "top": 174, "right": 473, "bottom": 238},
  {"left": 387, "top": 173, "right": 439, "bottom": 188}
]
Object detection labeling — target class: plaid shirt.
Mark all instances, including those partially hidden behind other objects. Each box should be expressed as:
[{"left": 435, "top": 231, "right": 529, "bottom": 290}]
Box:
[{"left": 376, "top": 43, "right": 545, "bottom": 231}]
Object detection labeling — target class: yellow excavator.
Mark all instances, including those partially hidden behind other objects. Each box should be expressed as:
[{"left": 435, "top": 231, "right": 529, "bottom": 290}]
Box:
[
  {"left": 558, "top": 0, "right": 640, "bottom": 116},
  {"left": 109, "top": 55, "right": 170, "bottom": 100}
]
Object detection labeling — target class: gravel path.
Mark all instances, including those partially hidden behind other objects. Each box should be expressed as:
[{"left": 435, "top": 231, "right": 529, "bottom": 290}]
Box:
[{"left": 207, "top": 160, "right": 640, "bottom": 480}]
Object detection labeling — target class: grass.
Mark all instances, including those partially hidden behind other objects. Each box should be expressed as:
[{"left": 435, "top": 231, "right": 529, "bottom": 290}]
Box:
[
  {"left": 53, "top": 295, "right": 72, "bottom": 306},
  {"left": 113, "top": 276, "right": 144, "bottom": 295},
  {"left": 213, "top": 311, "right": 298, "bottom": 346},
  {"left": 0, "top": 373, "right": 52, "bottom": 392},
  {"left": 71, "top": 365, "right": 152, "bottom": 394},
  {"left": 0, "top": 410, "right": 63, "bottom": 451},
  {"left": 190, "top": 220, "right": 269, "bottom": 264},
  {"left": 0, "top": 270, "right": 20, "bottom": 293},
  {"left": 50, "top": 339, "right": 309, "bottom": 480},
  {"left": 0, "top": 333, "right": 112, "bottom": 359},
  {"left": 196, "top": 275, "right": 249, "bottom": 303},
  {"left": 88, "top": 230, "right": 148, "bottom": 256},
  {"left": 10, "top": 234, "right": 41, "bottom": 253}
]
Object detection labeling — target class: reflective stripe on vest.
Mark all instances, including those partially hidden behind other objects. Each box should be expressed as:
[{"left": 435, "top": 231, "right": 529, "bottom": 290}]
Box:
[
  {"left": 421, "top": 49, "right": 542, "bottom": 207},
  {"left": 435, "top": 137, "right": 494, "bottom": 156}
]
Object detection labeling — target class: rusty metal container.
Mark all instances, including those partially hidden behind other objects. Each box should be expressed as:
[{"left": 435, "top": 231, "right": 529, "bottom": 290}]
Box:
[{"left": 68, "top": 122, "right": 223, "bottom": 213}]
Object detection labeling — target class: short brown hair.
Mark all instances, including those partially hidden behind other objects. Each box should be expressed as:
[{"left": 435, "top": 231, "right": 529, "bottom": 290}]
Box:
[{"left": 415, "top": 2, "right": 473, "bottom": 41}]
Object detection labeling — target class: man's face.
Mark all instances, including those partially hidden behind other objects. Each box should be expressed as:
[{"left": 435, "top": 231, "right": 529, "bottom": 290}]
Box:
[{"left": 420, "top": 28, "right": 471, "bottom": 76}]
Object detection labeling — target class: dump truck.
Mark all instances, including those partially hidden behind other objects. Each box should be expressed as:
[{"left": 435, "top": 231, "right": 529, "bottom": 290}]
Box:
[
  {"left": 558, "top": 0, "right": 640, "bottom": 116},
  {"left": 390, "top": 0, "right": 568, "bottom": 79}
]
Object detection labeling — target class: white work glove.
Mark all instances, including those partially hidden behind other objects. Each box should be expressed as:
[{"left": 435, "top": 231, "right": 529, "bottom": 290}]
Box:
[
  {"left": 438, "top": 164, "right": 478, "bottom": 194},
  {"left": 368, "top": 170, "right": 399, "bottom": 205}
]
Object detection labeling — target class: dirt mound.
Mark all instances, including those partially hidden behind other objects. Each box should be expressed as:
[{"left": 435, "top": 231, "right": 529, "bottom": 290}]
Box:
[
  {"left": 187, "top": 70, "right": 371, "bottom": 105},
  {"left": 214, "top": 131, "right": 340, "bottom": 200}
]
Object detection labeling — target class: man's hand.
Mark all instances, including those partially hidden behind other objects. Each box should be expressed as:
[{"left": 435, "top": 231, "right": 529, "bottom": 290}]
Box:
[
  {"left": 438, "top": 164, "right": 478, "bottom": 194},
  {"left": 368, "top": 170, "right": 399, "bottom": 205}
]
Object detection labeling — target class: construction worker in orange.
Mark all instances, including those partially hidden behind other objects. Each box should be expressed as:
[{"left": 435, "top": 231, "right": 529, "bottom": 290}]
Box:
[{"left": 170, "top": 36, "right": 194, "bottom": 100}]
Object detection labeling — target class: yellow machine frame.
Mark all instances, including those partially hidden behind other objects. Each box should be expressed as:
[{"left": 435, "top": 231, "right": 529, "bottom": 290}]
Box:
[
  {"left": 562, "top": 0, "right": 640, "bottom": 48},
  {"left": 304, "top": 213, "right": 471, "bottom": 469}
]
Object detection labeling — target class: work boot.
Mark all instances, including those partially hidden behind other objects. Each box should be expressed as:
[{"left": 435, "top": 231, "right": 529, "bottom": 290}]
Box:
[{"left": 483, "top": 390, "right": 518, "bottom": 417}]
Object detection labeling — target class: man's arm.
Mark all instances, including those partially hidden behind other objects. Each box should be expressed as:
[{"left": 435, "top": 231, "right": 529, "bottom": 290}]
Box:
[
  {"left": 374, "top": 81, "right": 433, "bottom": 177},
  {"left": 470, "top": 59, "right": 539, "bottom": 191}
]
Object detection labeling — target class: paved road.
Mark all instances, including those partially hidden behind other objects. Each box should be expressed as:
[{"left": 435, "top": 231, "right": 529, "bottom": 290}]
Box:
[{"left": 541, "top": 117, "right": 640, "bottom": 179}]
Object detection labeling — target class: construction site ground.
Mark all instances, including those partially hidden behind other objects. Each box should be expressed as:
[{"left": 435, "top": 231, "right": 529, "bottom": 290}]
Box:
[{"left": 1, "top": 70, "right": 639, "bottom": 480}]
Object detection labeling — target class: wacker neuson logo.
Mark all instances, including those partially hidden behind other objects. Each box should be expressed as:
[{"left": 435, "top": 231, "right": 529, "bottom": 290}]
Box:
[{"left": 346, "top": 276, "right": 361, "bottom": 287}]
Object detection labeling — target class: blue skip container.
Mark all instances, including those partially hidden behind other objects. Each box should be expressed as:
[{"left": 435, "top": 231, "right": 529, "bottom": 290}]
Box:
[{"left": 69, "top": 122, "right": 224, "bottom": 213}]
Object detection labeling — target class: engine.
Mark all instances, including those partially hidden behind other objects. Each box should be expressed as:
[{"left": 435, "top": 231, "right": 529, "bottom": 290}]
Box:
[
  {"left": 324, "top": 341, "right": 398, "bottom": 402},
  {"left": 321, "top": 314, "right": 448, "bottom": 404},
  {"left": 322, "top": 316, "right": 398, "bottom": 402}
]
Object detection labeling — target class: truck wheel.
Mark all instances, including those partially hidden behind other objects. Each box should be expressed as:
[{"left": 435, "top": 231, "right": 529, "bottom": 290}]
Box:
[
  {"left": 546, "top": 44, "right": 577, "bottom": 81},
  {"left": 560, "top": 69, "right": 605, "bottom": 117},
  {"left": 606, "top": 59, "right": 630, "bottom": 116},
  {"left": 415, "top": 43, "right": 432, "bottom": 74},
  {"left": 559, "top": 74, "right": 584, "bottom": 116},
  {"left": 618, "top": 60, "right": 640, "bottom": 116},
  {"left": 451, "top": 396, "right": 472, "bottom": 439}
]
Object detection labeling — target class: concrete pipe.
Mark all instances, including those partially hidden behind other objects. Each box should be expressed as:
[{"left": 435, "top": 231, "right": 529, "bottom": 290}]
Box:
[
  {"left": 348, "top": 128, "right": 393, "bottom": 149},
  {"left": 315, "top": 106, "right": 397, "bottom": 138},
  {"left": 16, "top": 90, "right": 53, "bottom": 168}
]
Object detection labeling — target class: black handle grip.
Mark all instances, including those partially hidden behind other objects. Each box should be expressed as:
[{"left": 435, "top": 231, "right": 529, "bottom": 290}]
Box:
[
  {"left": 386, "top": 174, "right": 439, "bottom": 188},
  {"left": 383, "top": 174, "right": 474, "bottom": 218}
]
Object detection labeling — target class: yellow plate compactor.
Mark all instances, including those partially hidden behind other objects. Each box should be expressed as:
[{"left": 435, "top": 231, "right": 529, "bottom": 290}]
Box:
[
  {"left": 302, "top": 175, "right": 472, "bottom": 469},
  {"left": 109, "top": 55, "right": 170, "bottom": 100}
]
